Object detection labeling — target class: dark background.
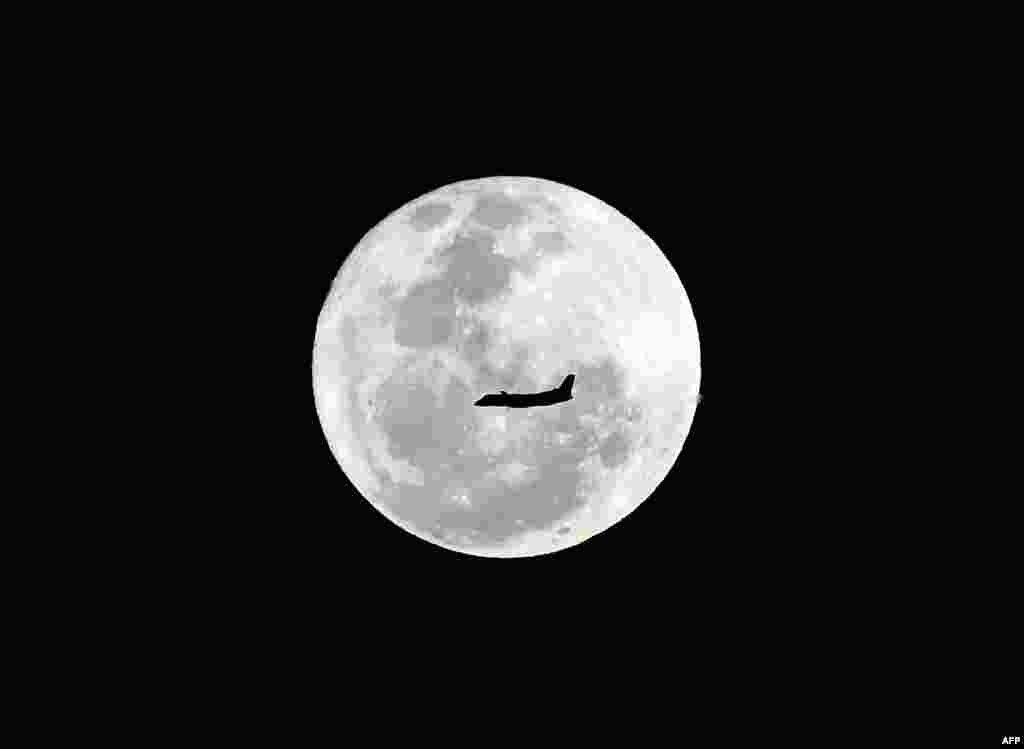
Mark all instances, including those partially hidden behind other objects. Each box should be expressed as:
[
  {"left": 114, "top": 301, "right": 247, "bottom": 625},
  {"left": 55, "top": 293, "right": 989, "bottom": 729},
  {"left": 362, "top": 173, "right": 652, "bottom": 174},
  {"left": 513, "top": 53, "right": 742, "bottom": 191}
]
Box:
[{"left": 34, "top": 9, "right": 1015, "bottom": 727}]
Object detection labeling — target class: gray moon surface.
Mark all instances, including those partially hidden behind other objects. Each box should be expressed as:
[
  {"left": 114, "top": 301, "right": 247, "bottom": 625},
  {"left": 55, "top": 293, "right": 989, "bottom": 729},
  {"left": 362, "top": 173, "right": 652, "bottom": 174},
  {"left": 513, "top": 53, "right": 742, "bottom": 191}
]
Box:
[{"left": 314, "top": 177, "right": 700, "bottom": 557}]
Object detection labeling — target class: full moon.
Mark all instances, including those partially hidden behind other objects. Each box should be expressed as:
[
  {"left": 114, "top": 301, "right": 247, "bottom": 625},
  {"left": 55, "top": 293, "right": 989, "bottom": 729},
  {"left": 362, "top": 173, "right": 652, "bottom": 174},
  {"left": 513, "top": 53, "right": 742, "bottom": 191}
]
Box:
[{"left": 315, "top": 177, "right": 700, "bottom": 557}]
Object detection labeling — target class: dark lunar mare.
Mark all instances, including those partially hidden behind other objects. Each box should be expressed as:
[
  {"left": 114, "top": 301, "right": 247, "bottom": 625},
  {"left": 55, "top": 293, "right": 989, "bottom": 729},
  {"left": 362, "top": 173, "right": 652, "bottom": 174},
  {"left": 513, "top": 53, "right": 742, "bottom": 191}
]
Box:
[
  {"left": 371, "top": 351, "right": 639, "bottom": 550},
  {"left": 408, "top": 202, "right": 453, "bottom": 230}
]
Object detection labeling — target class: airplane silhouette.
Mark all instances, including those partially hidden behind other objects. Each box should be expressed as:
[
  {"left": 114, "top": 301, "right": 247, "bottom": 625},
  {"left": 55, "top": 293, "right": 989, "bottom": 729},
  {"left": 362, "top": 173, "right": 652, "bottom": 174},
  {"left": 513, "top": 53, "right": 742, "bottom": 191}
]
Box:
[{"left": 474, "top": 374, "right": 575, "bottom": 408}]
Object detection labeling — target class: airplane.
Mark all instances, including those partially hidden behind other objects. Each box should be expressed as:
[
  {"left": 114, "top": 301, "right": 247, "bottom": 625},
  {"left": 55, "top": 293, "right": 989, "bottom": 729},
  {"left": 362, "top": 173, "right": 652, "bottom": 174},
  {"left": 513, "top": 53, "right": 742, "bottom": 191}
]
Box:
[{"left": 474, "top": 374, "right": 575, "bottom": 408}]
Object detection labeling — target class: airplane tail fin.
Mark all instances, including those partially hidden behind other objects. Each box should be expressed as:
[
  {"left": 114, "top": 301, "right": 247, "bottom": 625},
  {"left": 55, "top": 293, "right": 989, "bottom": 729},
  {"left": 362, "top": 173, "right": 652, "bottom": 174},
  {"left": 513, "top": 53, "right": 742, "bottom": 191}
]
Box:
[{"left": 558, "top": 374, "right": 575, "bottom": 395}]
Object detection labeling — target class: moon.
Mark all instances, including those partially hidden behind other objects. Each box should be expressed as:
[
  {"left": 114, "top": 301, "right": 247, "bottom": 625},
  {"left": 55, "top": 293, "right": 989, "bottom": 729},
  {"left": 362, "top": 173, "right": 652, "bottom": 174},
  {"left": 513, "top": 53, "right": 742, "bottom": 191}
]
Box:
[{"left": 315, "top": 177, "right": 700, "bottom": 557}]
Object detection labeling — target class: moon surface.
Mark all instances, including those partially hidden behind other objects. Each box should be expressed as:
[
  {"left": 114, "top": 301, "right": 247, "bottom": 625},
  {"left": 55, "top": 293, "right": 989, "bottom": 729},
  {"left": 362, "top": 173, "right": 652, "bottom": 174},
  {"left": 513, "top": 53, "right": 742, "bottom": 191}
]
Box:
[{"left": 315, "top": 177, "right": 700, "bottom": 557}]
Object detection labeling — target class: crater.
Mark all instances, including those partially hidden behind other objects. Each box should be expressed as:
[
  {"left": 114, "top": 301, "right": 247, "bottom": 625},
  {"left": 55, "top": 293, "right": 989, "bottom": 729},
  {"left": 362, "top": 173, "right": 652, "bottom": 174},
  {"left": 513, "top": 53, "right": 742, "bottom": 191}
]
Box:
[
  {"left": 598, "top": 430, "right": 633, "bottom": 469},
  {"left": 408, "top": 202, "right": 453, "bottom": 231},
  {"left": 532, "top": 230, "right": 570, "bottom": 256},
  {"left": 470, "top": 192, "right": 529, "bottom": 230}
]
